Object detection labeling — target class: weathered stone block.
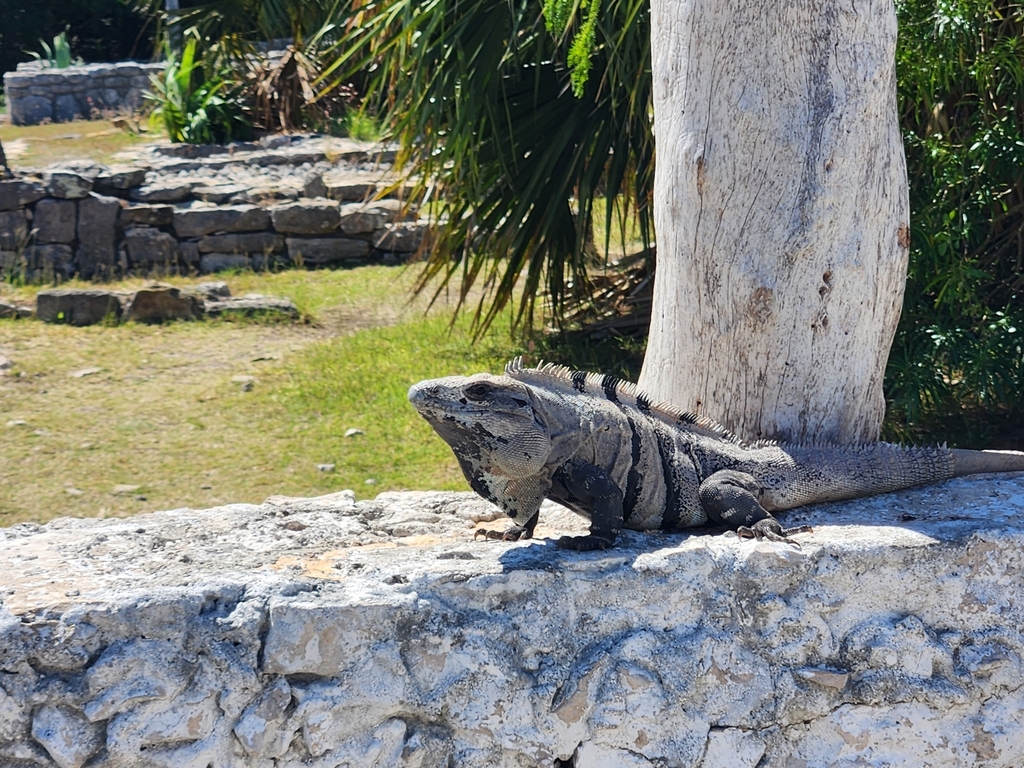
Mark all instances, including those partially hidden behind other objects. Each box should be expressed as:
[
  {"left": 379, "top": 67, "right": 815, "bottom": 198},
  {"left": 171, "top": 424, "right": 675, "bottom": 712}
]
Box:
[
  {"left": 129, "top": 183, "right": 192, "bottom": 203},
  {"left": 122, "top": 285, "right": 204, "bottom": 323},
  {"left": 123, "top": 227, "right": 178, "bottom": 266},
  {"left": 190, "top": 185, "right": 247, "bottom": 204},
  {"left": 2, "top": 484, "right": 1024, "bottom": 767},
  {"left": 323, "top": 172, "right": 377, "bottom": 202},
  {"left": 173, "top": 205, "right": 271, "bottom": 238},
  {"left": 75, "top": 194, "right": 121, "bottom": 278},
  {"left": 301, "top": 171, "right": 327, "bottom": 199},
  {"left": 54, "top": 93, "right": 83, "bottom": 122},
  {"left": 0, "top": 298, "right": 34, "bottom": 319},
  {"left": 9, "top": 95, "right": 51, "bottom": 125},
  {"left": 94, "top": 167, "right": 147, "bottom": 192},
  {"left": 0, "top": 209, "right": 29, "bottom": 250},
  {"left": 204, "top": 295, "right": 299, "bottom": 319},
  {"left": 338, "top": 199, "right": 405, "bottom": 235},
  {"left": 269, "top": 200, "right": 341, "bottom": 235},
  {"left": 197, "top": 232, "right": 285, "bottom": 255},
  {"left": 33, "top": 199, "right": 77, "bottom": 243},
  {"left": 373, "top": 220, "right": 430, "bottom": 253},
  {"left": 200, "top": 254, "right": 253, "bottom": 273},
  {"left": 24, "top": 244, "right": 75, "bottom": 279},
  {"left": 36, "top": 289, "right": 123, "bottom": 325},
  {"left": 0, "top": 179, "right": 47, "bottom": 211},
  {"left": 286, "top": 237, "right": 371, "bottom": 266},
  {"left": 178, "top": 241, "right": 200, "bottom": 266},
  {"left": 119, "top": 204, "right": 173, "bottom": 228},
  {"left": 46, "top": 170, "right": 93, "bottom": 200},
  {"left": 31, "top": 704, "right": 104, "bottom": 768}
]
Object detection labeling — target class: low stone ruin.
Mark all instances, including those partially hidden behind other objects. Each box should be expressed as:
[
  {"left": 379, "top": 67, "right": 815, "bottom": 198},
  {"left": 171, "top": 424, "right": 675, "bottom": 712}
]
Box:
[
  {"left": 2, "top": 475, "right": 1024, "bottom": 766},
  {"left": 8, "top": 281, "right": 299, "bottom": 326},
  {"left": 0, "top": 135, "right": 429, "bottom": 283},
  {"left": 2, "top": 61, "right": 163, "bottom": 126}
]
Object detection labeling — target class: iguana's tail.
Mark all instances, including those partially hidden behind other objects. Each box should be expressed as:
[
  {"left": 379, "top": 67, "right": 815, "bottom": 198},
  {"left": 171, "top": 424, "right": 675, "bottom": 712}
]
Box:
[{"left": 951, "top": 449, "right": 1024, "bottom": 477}]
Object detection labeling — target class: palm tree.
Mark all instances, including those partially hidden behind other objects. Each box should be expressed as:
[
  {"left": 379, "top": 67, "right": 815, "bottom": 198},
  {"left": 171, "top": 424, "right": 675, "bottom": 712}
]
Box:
[{"left": 323, "top": 0, "right": 655, "bottom": 331}]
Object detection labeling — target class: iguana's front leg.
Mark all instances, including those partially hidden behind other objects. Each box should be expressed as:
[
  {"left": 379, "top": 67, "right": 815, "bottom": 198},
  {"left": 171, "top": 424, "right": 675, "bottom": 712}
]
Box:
[
  {"left": 552, "top": 459, "right": 624, "bottom": 551},
  {"left": 475, "top": 511, "right": 539, "bottom": 542},
  {"left": 698, "top": 469, "right": 812, "bottom": 542}
]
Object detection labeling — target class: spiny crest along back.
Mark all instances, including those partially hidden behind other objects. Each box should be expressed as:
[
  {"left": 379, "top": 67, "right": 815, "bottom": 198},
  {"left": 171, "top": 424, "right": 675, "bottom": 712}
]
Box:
[{"left": 504, "top": 357, "right": 738, "bottom": 443}]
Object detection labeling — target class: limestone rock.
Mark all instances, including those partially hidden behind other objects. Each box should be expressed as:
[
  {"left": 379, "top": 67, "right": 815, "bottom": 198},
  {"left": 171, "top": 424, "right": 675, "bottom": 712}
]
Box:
[
  {"left": 200, "top": 253, "right": 253, "bottom": 273},
  {"left": 197, "top": 232, "right": 285, "bottom": 255},
  {"left": 123, "top": 228, "right": 179, "bottom": 268},
  {"left": 204, "top": 294, "right": 299, "bottom": 319},
  {"left": 173, "top": 204, "right": 271, "bottom": 238},
  {"left": 122, "top": 285, "right": 204, "bottom": 323},
  {"left": 2, "top": 482, "right": 1024, "bottom": 766},
  {"left": 268, "top": 199, "right": 342, "bottom": 235},
  {"left": 0, "top": 209, "right": 29, "bottom": 250},
  {"left": 323, "top": 171, "right": 378, "bottom": 202},
  {"left": 129, "top": 183, "right": 192, "bottom": 203},
  {"left": 75, "top": 193, "right": 120, "bottom": 279},
  {"left": 0, "top": 178, "right": 47, "bottom": 211},
  {"left": 286, "top": 236, "right": 371, "bottom": 266},
  {"left": 119, "top": 204, "right": 174, "bottom": 228},
  {"left": 33, "top": 198, "right": 77, "bottom": 243},
  {"left": 36, "top": 289, "right": 123, "bottom": 325},
  {"left": 0, "top": 300, "right": 34, "bottom": 319},
  {"left": 338, "top": 199, "right": 406, "bottom": 235},
  {"left": 30, "top": 705, "right": 104, "bottom": 768},
  {"left": 93, "top": 166, "right": 147, "bottom": 193},
  {"left": 190, "top": 184, "right": 247, "bottom": 204},
  {"left": 185, "top": 280, "right": 231, "bottom": 300},
  {"left": 44, "top": 170, "right": 93, "bottom": 199},
  {"left": 373, "top": 220, "right": 430, "bottom": 253},
  {"left": 23, "top": 244, "right": 74, "bottom": 280},
  {"left": 301, "top": 171, "right": 327, "bottom": 199}
]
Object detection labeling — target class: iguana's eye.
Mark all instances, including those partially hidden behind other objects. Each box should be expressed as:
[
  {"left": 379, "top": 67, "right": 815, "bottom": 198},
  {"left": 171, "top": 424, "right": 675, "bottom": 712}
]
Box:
[{"left": 465, "top": 383, "right": 492, "bottom": 401}]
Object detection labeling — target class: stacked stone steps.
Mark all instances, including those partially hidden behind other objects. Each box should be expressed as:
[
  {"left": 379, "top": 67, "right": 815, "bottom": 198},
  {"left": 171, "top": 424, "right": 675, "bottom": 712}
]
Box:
[{"left": 0, "top": 136, "right": 430, "bottom": 282}]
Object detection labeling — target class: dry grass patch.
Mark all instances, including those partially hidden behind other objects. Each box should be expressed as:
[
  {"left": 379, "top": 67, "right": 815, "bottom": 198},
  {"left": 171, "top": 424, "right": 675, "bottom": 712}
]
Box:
[
  {"left": 0, "top": 118, "right": 156, "bottom": 169},
  {"left": 0, "top": 266, "right": 523, "bottom": 526}
]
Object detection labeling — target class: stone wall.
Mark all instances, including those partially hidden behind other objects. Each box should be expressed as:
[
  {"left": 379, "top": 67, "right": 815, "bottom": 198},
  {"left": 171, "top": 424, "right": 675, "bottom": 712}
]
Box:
[
  {"left": 0, "top": 137, "right": 428, "bottom": 281},
  {"left": 3, "top": 61, "right": 164, "bottom": 126},
  {"left": 2, "top": 476, "right": 1024, "bottom": 767}
]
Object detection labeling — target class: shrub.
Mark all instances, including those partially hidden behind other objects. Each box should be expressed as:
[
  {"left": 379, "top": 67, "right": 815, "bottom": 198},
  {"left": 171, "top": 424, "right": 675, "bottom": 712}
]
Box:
[{"left": 145, "top": 38, "right": 252, "bottom": 144}]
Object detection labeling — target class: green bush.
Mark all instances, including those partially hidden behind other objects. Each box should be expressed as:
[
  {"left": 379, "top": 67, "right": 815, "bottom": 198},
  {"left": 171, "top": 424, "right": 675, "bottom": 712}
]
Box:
[
  {"left": 28, "top": 29, "right": 82, "bottom": 69},
  {"left": 146, "top": 38, "right": 252, "bottom": 144},
  {"left": 885, "top": 0, "right": 1024, "bottom": 445}
]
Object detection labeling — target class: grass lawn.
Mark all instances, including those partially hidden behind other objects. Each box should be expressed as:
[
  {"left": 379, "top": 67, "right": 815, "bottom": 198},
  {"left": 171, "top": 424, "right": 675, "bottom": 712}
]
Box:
[
  {"left": 0, "top": 266, "right": 529, "bottom": 526},
  {"left": 0, "top": 117, "right": 157, "bottom": 169}
]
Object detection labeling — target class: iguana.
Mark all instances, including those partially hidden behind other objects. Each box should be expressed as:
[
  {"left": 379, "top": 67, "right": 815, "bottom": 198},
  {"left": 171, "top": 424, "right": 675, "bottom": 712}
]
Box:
[{"left": 407, "top": 358, "right": 1024, "bottom": 551}]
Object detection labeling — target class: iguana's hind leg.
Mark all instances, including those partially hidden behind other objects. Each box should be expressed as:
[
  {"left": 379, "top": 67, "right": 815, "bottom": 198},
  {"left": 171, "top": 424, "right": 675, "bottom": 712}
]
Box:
[{"left": 698, "top": 470, "right": 812, "bottom": 543}]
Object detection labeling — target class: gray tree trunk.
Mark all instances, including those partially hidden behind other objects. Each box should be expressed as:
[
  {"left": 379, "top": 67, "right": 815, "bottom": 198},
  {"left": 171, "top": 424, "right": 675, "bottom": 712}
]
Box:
[{"left": 639, "top": 0, "right": 909, "bottom": 445}]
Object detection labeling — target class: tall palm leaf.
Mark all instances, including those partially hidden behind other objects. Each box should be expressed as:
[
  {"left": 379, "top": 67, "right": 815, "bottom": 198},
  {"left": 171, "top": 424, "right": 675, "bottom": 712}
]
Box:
[{"left": 320, "top": 0, "right": 654, "bottom": 331}]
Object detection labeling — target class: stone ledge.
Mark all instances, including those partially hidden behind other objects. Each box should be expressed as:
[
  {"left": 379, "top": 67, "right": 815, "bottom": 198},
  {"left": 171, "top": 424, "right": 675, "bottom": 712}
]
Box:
[{"left": 2, "top": 477, "right": 1024, "bottom": 766}]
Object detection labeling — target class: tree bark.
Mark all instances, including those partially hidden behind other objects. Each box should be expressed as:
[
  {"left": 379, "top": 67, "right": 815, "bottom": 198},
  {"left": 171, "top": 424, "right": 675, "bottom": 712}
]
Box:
[{"left": 639, "top": 0, "right": 909, "bottom": 445}]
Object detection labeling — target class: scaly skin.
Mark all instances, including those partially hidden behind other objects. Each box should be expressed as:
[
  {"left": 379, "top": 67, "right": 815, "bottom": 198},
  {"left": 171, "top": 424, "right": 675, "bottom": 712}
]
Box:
[{"left": 408, "top": 360, "right": 1024, "bottom": 550}]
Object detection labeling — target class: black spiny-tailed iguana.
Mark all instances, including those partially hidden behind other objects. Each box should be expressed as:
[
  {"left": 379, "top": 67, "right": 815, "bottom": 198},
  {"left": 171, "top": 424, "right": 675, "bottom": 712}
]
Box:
[{"left": 408, "top": 358, "right": 1024, "bottom": 551}]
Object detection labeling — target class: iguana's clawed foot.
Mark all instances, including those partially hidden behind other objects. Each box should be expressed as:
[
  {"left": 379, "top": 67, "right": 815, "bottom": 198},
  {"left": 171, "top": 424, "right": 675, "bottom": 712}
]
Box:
[
  {"left": 737, "top": 518, "right": 813, "bottom": 545},
  {"left": 474, "top": 524, "right": 533, "bottom": 542},
  {"left": 556, "top": 534, "right": 616, "bottom": 551}
]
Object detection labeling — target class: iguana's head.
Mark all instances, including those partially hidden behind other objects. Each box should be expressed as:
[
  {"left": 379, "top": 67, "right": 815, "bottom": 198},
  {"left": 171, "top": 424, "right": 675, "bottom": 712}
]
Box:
[{"left": 408, "top": 373, "right": 552, "bottom": 477}]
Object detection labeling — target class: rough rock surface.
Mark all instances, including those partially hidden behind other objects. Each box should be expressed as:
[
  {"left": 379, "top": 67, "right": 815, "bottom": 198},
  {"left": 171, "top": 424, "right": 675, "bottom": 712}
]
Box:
[
  {"left": 35, "top": 288, "right": 124, "bottom": 325},
  {"left": 121, "top": 285, "right": 204, "bottom": 323},
  {"left": 2, "top": 478, "right": 1024, "bottom": 767}
]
